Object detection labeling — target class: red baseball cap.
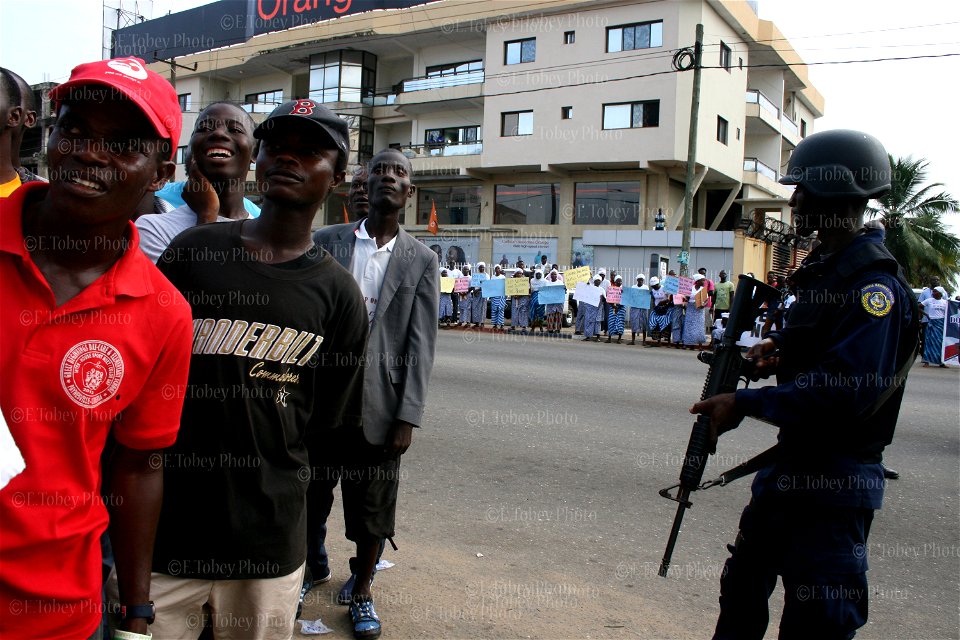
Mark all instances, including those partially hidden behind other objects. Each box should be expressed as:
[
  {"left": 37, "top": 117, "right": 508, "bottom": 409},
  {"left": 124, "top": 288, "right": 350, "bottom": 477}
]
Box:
[{"left": 49, "top": 57, "right": 182, "bottom": 160}]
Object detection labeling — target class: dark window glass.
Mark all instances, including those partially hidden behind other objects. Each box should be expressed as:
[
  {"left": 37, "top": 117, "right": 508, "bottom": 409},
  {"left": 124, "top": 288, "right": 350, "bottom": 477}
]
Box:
[
  {"left": 495, "top": 184, "right": 560, "bottom": 224},
  {"left": 574, "top": 182, "right": 641, "bottom": 225},
  {"left": 418, "top": 186, "right": 482, "bottom": 224}
]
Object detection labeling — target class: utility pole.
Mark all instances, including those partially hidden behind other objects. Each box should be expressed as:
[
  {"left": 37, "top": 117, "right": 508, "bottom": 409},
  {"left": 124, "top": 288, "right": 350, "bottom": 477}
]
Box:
[
  {"left": 153, "top": 57, "right": 198, "bottom": 88},
  {"left": 680, "top": 23, "right": 703, "bottom": 278}
]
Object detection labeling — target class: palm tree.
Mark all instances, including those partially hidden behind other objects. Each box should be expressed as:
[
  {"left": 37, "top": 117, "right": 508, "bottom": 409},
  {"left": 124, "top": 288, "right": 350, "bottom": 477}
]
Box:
[{"left": 867, "top": 155, "right": 960, "bottom": 287}]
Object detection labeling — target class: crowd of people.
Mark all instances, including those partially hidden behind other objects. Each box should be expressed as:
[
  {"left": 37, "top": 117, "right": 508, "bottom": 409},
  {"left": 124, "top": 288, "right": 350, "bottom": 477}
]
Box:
[
  {"left": 1, "top": 59, "right": 438, "bottom": 640},
  {"left": 0, "top": 55, "right": 956, "bottom": 640},
  {"left": 437, "top": 259, "right": 957, "bottom": 360}
]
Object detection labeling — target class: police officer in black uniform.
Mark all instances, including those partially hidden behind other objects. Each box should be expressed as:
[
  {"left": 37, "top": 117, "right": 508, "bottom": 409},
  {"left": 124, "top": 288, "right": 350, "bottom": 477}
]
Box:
[{"left": 691, "top": 130, "right": 919, "bottom": 639}]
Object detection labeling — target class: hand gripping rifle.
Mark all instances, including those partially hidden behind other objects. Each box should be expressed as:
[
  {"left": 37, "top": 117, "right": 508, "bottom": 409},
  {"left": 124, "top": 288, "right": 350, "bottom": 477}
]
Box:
[{"left": 657, "top": 275, "right": 780, "bottom": 577}]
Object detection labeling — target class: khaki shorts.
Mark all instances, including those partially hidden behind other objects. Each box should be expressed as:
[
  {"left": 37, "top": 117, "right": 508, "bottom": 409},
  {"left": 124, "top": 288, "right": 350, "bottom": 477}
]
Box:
[{"left": 106, "top": 563, "right": 304, "bottom": 640}]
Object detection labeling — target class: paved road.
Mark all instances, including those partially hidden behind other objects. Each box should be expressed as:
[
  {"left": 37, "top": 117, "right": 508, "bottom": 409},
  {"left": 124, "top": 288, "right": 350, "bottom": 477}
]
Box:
[{"left": 305, "top": 329, "right": 960, "bottom": 639}]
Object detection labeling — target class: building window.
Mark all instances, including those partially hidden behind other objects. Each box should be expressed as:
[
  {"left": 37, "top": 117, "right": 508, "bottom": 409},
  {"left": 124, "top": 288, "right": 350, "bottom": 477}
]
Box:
[
  {"left": 426, "top": 60, "right": 483, "bottom": 77},
  {"left": 495, "top": 184, "right": 560, "bottom": 224},
  {"left": 800, "top": 119, "right": 807, "bottom": 138},
  {"left": 717, "top": 116, "right": 728, "bottom": 145},
  {"left": 607, "top": 20, "right": 663, "bottom": 53},
  {"left": 505, "top": 38, "right": 536, "bottom": 65},
  {"left": 309, "top": 50, "right": 377, "bottom": 103},
  {"left": 739, "top": 57, "right": 743, "bottom": 70},
  {"left": 175, "top": 146, "right": 187, "bottom": 164},
  {"left": 736, "top": 127, "right": 741, "bottom": 141},
  {"left": 561, "top": 106, "right": 573, "bottom": 120},
  {"left": 425, "top": 126, "right": 480, "bottom": 149},
  {"left": 418, "top": 186, "right": 482, "bottom": 225},
  {"left": 564, "top": 31, "right": 575, "bottom": 44},
  {"left": 720, "top": 42, "right": 732, "bottom": 71},
  {"left": 339, "top": 114, "right": 375, "bottom": 168},
  {"left": 177, "top": 93, "right": 191, "bottom": 112},
  {"left": 575, "top": 182, "right": 641, "bottom": 225},
  {"left": 243, "top": 89, "right": 283, "bottom": 113},
  {"left": 502, "top": 111, "right": 533, "bottom": 137},
  {"left": 602, "top": 100, "right": 659, "bottom": 130}
]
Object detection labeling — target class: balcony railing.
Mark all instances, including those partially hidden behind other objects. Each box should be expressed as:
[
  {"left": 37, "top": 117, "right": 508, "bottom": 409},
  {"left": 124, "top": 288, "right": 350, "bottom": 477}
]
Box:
[
  {"left": 743, "top": 157, "right": 778, "bottom": 182},
  {"left": 401, "top": 69, "right": 484, "bottom": 93},
  {"left": 781, "top": 114, "right": 799, "bottom": 137},
  {"left": 362, "top": 93, "right": 398, "bottom": 106},
  {"left": 745, "top": 89, "right": 780, "bottom": 119},
  {"left": 399, "top": 141, "right": 483, "bottom": 158}
]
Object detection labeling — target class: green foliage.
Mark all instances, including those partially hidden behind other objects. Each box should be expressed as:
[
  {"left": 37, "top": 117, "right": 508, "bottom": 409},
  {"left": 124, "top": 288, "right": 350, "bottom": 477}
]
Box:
[{"left": 867, "top": 155, "right": 960, "bottom": 287}]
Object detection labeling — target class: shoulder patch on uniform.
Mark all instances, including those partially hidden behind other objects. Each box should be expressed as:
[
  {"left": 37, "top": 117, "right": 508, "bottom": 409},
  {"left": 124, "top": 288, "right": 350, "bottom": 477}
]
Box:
[{"left": 860, "top": 283, "right": 895, "bottom": 317}]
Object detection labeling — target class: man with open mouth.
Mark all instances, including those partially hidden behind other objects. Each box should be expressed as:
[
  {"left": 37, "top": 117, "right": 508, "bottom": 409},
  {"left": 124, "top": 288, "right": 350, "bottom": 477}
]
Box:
[
  {"left": 136, "top": 101, "right": 258, "bottom": 263},
  {"left": 0, "top": 56, "right": 191, "bottom": 640}
]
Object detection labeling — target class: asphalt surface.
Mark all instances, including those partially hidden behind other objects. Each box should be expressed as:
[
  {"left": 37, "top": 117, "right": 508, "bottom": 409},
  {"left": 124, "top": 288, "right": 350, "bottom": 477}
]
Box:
[{"left": 305, "top": 328, "right": 960, "bottom": 639}]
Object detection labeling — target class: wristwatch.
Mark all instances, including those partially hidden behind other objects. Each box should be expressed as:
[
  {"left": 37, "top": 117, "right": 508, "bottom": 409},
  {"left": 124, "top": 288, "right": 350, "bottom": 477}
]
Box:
[{"left": 119, "top": 602, "right": 156, "bottom": 625}]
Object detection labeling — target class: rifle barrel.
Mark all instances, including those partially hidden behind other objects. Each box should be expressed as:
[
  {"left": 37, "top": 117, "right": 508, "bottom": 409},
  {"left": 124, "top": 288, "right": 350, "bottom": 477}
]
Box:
[{"left": 659, "top": 495, "right": 689, "bottom": 577}]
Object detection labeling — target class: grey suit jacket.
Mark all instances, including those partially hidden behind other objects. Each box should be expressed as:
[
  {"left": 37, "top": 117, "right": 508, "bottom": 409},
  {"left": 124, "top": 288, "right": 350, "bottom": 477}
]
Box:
[{"left": 313, "top": 222, "right": 439, "bottom": 445}]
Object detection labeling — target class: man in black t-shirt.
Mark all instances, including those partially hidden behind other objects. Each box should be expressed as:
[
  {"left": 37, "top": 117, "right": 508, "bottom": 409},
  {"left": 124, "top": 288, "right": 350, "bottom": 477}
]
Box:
[{"left": 147, "top": 100, "right": 367, "bottom": 638}]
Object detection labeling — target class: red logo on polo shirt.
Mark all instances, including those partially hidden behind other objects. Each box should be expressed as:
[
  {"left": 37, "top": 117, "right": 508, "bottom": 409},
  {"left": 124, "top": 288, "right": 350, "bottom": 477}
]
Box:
[{"left": 60, "top": 341, "right": 125, "bottom": 408}]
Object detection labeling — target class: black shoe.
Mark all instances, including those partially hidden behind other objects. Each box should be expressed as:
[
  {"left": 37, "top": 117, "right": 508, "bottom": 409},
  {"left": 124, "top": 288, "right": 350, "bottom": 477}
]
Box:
[{"left": 882, "top": 464, "right": 899, "bottom": 480}]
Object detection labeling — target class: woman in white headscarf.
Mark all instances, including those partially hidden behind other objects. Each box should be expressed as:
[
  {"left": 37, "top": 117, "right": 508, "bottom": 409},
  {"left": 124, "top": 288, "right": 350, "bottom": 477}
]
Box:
[
  {"left": 509, "top": 268, "right": 530, "bottom": 332},
  {"left": 581, "top": 273, "right": 604, "bottom": 341},
  {"left": 680, "top": 273, "right": 708, "bottom": 348},
  {"left": 438, "top": 268, "right": 454, "bottom": 327},
  {"left": 628, "top": 274, "right": 649, "bottom": 345},
  {"left": 646, "top": 276, "right": 671, "bottom": 346},
  {"left": 458, "top": 264, "right": 473, "bottom": 326},
  {"left": 470, "top": 262, "right": 489, "bottom": 328},
  {"left": 606, "top": 275, "right": 626, "bottom": 343},
  {"left": 543, "top": 269, "right": 565, "bottom": 334},
  {"left": 489, "top": 265, "right": 508, "bottom": 330},
  {"left": 921, "top": 286, "right": 949, "bottom": 367},
  {"left": 529, "top": 268, "right": 547, "bottom": 333}
]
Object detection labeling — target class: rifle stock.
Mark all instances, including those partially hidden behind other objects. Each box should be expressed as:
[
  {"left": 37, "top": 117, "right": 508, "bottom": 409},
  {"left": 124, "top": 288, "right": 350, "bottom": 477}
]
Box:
[{"left": 657, "top": 275, "right": 779, "bottom": 577}]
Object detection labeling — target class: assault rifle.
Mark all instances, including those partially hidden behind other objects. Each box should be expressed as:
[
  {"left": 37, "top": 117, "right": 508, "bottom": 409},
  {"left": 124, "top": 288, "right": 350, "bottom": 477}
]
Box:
[{"left": 658, "top": 275, "right": 780, "bottom": 577}]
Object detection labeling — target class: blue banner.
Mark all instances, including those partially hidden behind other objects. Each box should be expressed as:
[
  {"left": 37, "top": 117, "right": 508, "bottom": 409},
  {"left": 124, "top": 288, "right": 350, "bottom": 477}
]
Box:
[
  {"left": 622, "top": 287, "right": 652, "bottom": 310},
  {"left": 538, "top": 285, "right": 567, "bottom": 305},
  {"left": 481, "top": 278, "right": 506, "bottom": 299},
  {"left": 661, "top": 276, "right": 680, "bottom": 295}
]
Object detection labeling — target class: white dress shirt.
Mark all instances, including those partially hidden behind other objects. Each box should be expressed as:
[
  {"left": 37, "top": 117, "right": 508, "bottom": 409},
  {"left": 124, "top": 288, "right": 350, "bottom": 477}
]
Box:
[{"left": 350, "top": 220, "right": 397, "bottom": 326}]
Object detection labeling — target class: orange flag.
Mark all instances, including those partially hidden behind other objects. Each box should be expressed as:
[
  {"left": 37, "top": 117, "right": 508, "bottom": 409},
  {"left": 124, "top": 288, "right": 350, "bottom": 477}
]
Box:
[
  {"left": 427, "top": 199, "right": 439, "bottom": 235},
  {"left": 342, "top": 203, "right": 349, "bottom": 224}
]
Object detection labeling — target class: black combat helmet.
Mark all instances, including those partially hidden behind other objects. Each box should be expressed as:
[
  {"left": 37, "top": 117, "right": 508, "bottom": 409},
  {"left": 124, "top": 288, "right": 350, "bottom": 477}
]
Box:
[{"left": 780, "top": 129, "right": 890, "bottom": 199}]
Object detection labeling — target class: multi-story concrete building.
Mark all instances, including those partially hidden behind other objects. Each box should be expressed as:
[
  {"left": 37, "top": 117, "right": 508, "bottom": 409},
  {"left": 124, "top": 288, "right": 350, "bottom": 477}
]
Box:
[{"left": 119, "top": 0, "right": 824, "bottom": 277}]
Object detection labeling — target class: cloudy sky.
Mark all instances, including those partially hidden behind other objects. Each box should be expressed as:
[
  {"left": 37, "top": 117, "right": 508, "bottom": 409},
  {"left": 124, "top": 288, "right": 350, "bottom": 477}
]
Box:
[{"left": 3, "top": 0, "right": 958, "bottom": 230}]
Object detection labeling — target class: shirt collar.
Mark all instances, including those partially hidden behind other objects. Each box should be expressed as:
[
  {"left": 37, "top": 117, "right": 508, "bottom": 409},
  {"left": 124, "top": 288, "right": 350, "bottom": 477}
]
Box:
[
  {"left": 355, "top": 219, "right": 397, "bottom": 252},
  {"left": 1, "top": 182, "right": 155, "bottom": 299}
]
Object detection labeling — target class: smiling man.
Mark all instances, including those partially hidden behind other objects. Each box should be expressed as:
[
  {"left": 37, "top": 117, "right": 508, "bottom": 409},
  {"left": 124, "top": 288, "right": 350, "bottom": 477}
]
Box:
[
  {"left": 140, "top": 99, "right": 368, "bottom": 639},
  {"left": 0, "top": 57, "right": 191, "bottom": 639},
  {"left": 136, "top": 101, "right": 257, "bottom": 262},
  {"left": 311, "top": 148, "right": 438, "bottom": 640}
]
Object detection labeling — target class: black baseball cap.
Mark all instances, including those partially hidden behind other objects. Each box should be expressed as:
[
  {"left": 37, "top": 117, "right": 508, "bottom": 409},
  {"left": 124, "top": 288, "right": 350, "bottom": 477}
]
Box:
[{"left": 253, "top": 99, "right": 350, "bottom": 158}]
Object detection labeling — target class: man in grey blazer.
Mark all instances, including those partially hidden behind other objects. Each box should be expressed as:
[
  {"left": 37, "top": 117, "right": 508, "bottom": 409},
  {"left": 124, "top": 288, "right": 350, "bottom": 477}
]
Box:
[{"left": 309, "top": 148, "right": 438, "bottom": 639}]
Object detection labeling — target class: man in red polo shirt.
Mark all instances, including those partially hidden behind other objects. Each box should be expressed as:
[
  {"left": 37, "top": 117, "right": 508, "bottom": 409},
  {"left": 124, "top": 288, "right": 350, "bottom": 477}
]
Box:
[{"left": 0, "top": 57, "right": 192, "bottom": 639}]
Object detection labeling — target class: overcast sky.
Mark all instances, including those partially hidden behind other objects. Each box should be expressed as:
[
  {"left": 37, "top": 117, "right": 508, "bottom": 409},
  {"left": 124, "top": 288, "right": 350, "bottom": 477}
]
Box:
[{"left": 2, "top": 0, "right": 958, "bottom": 232}]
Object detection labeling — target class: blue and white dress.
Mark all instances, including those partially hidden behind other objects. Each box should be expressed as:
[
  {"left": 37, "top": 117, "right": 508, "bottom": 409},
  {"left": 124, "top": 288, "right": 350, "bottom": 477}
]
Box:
[
  {"left": 489, "top": 274, "right": 507, "bottom": 327},
  {"left": 607, "top": 304, "right": 626, "bottom": 336},
  {"left": 511, "top": 278, "right": 530, "bottom": 328},
  {"left": 629, "top": 285, "right": 650, "bottom": 333}
]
